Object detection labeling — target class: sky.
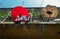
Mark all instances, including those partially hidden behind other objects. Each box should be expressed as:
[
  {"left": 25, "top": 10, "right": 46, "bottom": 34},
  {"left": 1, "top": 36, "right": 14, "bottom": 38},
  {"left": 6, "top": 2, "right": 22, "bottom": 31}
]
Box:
[{"left": 0, "top": 0, "right": 60, "bottom": 8}]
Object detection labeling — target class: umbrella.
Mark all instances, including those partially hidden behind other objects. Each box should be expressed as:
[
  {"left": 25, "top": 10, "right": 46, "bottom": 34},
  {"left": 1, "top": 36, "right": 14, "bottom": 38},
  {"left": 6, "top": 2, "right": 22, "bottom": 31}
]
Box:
[{"left": 11, "top": 6, "right": 29, "bottom": 22}]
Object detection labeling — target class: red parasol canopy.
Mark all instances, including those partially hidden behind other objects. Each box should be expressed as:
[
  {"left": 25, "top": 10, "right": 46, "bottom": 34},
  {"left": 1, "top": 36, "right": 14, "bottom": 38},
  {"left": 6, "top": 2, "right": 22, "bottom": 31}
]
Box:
[{"left": 11, "top": 6, "right": 29, "bottom": 22}]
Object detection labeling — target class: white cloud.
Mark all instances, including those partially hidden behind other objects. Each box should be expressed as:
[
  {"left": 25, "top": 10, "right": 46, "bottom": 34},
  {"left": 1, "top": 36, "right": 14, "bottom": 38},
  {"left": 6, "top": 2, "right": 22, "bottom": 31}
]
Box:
[{"left": 42, "top": 0, "right": 60, "bottom": 7}]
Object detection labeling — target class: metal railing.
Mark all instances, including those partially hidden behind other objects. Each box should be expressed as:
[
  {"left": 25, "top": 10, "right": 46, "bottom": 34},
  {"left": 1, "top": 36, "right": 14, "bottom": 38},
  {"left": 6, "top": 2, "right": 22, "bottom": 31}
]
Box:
[{"left": 0, "top": 21, "right": 58, "bottom": 24}]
